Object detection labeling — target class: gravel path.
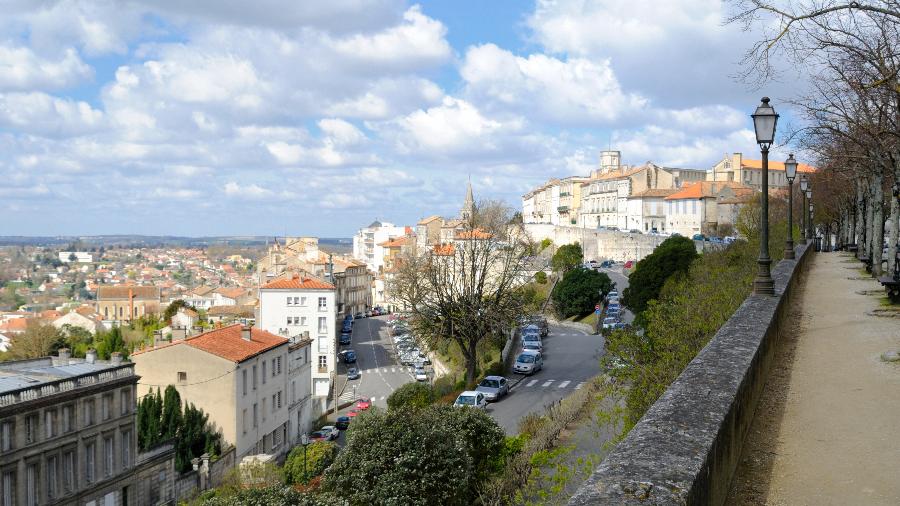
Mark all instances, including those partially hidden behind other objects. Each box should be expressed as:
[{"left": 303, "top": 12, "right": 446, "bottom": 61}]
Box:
[{"left": 727, "top": 252, "right": 900, "bottom": 505}]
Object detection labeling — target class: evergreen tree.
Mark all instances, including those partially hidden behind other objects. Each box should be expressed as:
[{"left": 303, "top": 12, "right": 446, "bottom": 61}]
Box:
[{"left": 161, "top": 385, "right": 183, "bottom": 441}]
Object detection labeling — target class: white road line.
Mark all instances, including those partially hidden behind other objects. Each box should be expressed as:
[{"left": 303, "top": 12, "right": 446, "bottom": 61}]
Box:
[
  {"left": 575, "top": 382, "right": 584, "bottom": 390},
  {"left": 379, "top": 396, "right": 385, "bottom": 401},
  {"left": 541, "top": 380, "right": 554, "bottom": 387},
  {"left": 381, "top": 368, "right": 387, "bottom": 373},
  {"left": 526, "top": 379, "right": 538, "bottom": 387},
  {"left": 391, "top": 367, "right": 396, "bottom": 373},
  {"left": 558, "top": 381, "right": 571, "bottom": 389}
]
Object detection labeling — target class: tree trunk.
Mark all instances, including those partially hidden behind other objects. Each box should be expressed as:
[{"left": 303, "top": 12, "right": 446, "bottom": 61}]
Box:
[
  {"left": 462, "top": 341, "right": 478, "bottom": 388},
  {"left": 888, "top": 193, "right": 899, "bottom": 277},
  {"left": 866, "top": 178, "right": 876, "bottom": 262},
  {"left": 856, "top": 180, "right": 865, "bottom": 256},
  {"left": 871, "top": 168, "right": 885, "bottom": 276}
]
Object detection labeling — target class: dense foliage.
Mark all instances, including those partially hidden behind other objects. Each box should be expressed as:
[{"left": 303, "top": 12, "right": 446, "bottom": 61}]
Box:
[
  {"left": 138, "top": 386, "right": 223, "bottom": 472},
  {"left": 622, "top": 235, "right": 698, "bottom": 318},
  {"left": 195, "top": 486, "right": 346, "bottom": 506},
  {"left": 8, "top": 321, "right": 66, "bottom": 359},
  {"left": 550, "top": 267, "right": 614, "bottom": 318},
  {"left": 386, "top": 381, "right": 436, "bottom": 410},
  {"left": 284, "top": 441, "right": 338, "bottom": 485},
  {"left": 323, "top": 405, "right": 506, "bottom": 505},
  {"left": 163, "top": 299, "right": 196, "bottom": 322},
  {"left": 550, "top": 242, "right": 583, "bottom": 273}
]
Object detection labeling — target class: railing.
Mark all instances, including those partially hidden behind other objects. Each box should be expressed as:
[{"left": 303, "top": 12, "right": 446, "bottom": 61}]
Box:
[{"left": 0, "top": 365, "right": 134, "bottom": 408}]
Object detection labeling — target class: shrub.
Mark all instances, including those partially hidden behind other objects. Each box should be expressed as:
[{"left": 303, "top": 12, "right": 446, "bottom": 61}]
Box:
[
  {"left": 386, "top": 381, "right": 436, "bottom": 410},
  {"left": 285, "top": 441, "right": 338, "bottom": 484},
  {"left": 534, "top": 271, "right": 548, "bottom": 284},
  {"left": 551, "top": 243, "right": 583, "bottom": 273},
  {"left": 622, "top": 235, "right": 698, "bottom": 317},
  {"left": 551, "top": 268, "right": 615, "bottom": 318},
  {"left": 484, "top": 361, "right": 505, "bottom": 377}
]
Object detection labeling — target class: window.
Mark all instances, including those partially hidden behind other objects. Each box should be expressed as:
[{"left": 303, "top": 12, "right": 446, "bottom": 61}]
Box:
[
  {"left": 317, "top": 317, "right": 327, "bottom": 334},
  {"left": 47, "top": 455, "right": 58, "bottom": 500},
  {"left": 277, "top": 356, "right": 282, "bottom": 374},
  {"left": 85, "top": 399, "right": 96, "bottom": 426},
  {"left": 286, "top": 296, "right": 292, "bottom": 306},
  {"left": 293, "top": 296, "right": 299, "bottom": 305},
  {"left": 63, "top": 451, "right": 74, "bottom": 492},
  {"left": 242, "top": 370, "right": 248, "bottom": 396},
  {"left": 177, "top": 372, "right": 187, "bottom": 383},
  {"left": 262, "top": 361, "right": 267, "bottom": 384},
  {"left": 62, "top": 405, "right": 74, "bottom": 433},
  {"left": 253, "top": 404, "right": 258, "bottom": 428},
  {"left": 25, "top": 413, "right": 38, "bottom": 443},
  {"left": 318, "top": 297, "right": 327, "bottom": 311},
  {"left": 277, "top": 391, "right": 282, "bottom": 409},
  {"left": 286, "top": 316, "right": 292, "bottom": 326},
  {"left": 25, "top": 464, "right": 37, "bottom": 506},
  {"left": 300, "top": 296, "right": 307, "bottom": 306},
  {"left": 102, "top": 394, "right": 112, "bottom": 420},
  {"left": 252, "top": 365, "right": 257, "bottom": 390},
  {"left": 2, "top": 471, "right": 14, "bottom": 506},
  {"left": 85, "top": 441, "right": 95, "bottom": 483},
  {"left": 271, "top": 394, "right": 276, "bottom": 413},
  {"left": 300, "top": 316, "right": 307, "bottom": 326},
  {"left": 262, "top": 399, "right": 266, "bottom": 422},
  {"left": 120, "top": 388, "right": 131, "bottom": 415},
  {"left": 122, "top": 430, "right": 132, "bottom": 468},
  {"left": 318, "top": 355, "right": 327, "bottom": 370},
  {"left": 45, "top": 409, "right": 57, "bottom": 439},
  {"left": 1, "top": 421, "right": 13, "bottom": 451},
  {"left": 104, "top": 437, "right": 113, "bottom": 477},
  {"left": 242, "top": 409, "right": 247, "bottom": 434},
  {"left": 318, "top": 337, "right": 328, "bottom": 353}
]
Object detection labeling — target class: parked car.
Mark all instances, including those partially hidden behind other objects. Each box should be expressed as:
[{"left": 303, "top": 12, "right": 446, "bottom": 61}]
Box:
[
  {"left": 335, "top": 416, "right": 351, "bottom": 430},
  {"left": 418, "top": 352, "right": 431, "bottom": 365},
  {"left": 692, "top": 233, "right": 707, "bottom": 241},
  {"left": 602, "top": 317, "right": 619, "bottom": 330},
  {"left": 356, "top": 397, "right": 371, "bottom": 410},
  {"left": 522, "top": 333, "right": 542, "bottom": 351},
  {"left": 584, "top": 260, "right": 600, "bottom": 269},
  {"left": 600, "top": 260, "right": 614, "bottom": 268},
  {"left": 522, "top": 341, "right": 541, "bottom": 353},
  {"left": 341, "top": 324, "right": 352, "bottom": 333},
  {"left": 346, "top": 409, "right": 360, "bottom": 418},
  {"left": 339, "top": 332, "right": 351, "bottom": 345},
  {"left": 414, "top": 366, "right": 428, "bottom": 382},
  {"left": 453, "top": 391, "right": 487, "bottom": 409},
  {"left": 628, "top": 229, "right": 642, "bottom": 234},
  {"left": 607, "top": 307, "right": 621, "bottom": 318},
  {"left": 341, "top": 350, "right": 357, "bottom": 364},
  {"left": 623, "top": 261, "right": 634, "bottom": 269},
  {"left": 607, "top": 290, "right": 619, "bottom": 299},
  {"left": 347, "top": 367, "right": 360, "bottom": 380},
  {"left": 365, "top": 310, "right": 373, "bottom": 317},
  {"left": 475, "top": 376, "right": 508, "bottom": 401},
  {"left": 513, "top": 350, "right": 543, "bottom": 375},
  {"left": 310, "top": 430, "right": 330, "bottom": 442},
  {"left": 354, "top": 312, "right": 365, "bottom": 319},
  {"left": 320, "top": 425, "right": 340, "bottom": 440}
]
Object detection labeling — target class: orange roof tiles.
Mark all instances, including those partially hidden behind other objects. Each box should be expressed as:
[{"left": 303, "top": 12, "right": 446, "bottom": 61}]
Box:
[
  {"left": 133, "top": 324, "right": 287, "bottom": 363},
  {"left": 454, "top": 228, "right": 493, "bottom": 240},
  {"left": 628, "top": 189, "right": 678, "bottom": 198},
  {"left": 741, "top": 159, "right": 817, "bottom": 173},
  {"left": 433, "top": 243, "right": 454, "bottom": 256},
  {"left": 214, "top": 287, "right": 245, "bottom": 299},
  {"left": 379, "top": 236, "right": 410, "bottom": 248},
  {"left": 97, "top": 285, "right": 160, "bottom": 300},
  {"left": 666, "top": 181, "right": 753, "bottom": 200},
  {"left": 260, "top": 276, "right": 334, "bottom": 290}
]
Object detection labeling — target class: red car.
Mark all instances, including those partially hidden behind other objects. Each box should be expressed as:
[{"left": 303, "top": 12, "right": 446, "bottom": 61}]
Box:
[
  {"left": 356, "top": 397, "right": 371, "bottom": 410},
  {"left": 347, "top": 409, "right": 360, "bottom": 418},
  {"left": 624, "top": 260, "right": 634, "bottom": 269}
]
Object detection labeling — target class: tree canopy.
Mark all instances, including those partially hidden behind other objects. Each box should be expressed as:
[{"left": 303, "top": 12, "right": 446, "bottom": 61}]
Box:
[
  {"left": 550, "top": 242, "right": 583, "bottom": 273},
  {"left": 386, "top": 381, "right": 436, "bottom": 410},
  {"left": 622, "top": 236, "right": 698, "bottom": 317},
  {"left": 284, "top": 441, "right": 338, "bottom": 485},
  {"left": 551, "top": 267, "right": 614, "bottom": 318}
]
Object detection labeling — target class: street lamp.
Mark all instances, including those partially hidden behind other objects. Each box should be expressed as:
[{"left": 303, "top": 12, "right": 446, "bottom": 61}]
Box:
[
  {"left": 799, "top": 176, "right": 809, "bottom": 244},
  {"left": 300, "top": 433, "right": 310, "bottom": 482},
  {"left": 809, "top": 202, "right": 815, "bottom": 243},
  {"left": 751, "top": 97, "right": 779, "bottom": 295},
  {"left": 783, "top": 154, "right": 798, "bottom": 259},
  {"left": 806, "top": 188, "right": 813, "bottom": 241}
]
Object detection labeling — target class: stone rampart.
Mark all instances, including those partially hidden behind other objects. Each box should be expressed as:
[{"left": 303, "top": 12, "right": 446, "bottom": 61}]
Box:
[
  {"left": 524, "top": 224, "right": 713, "bottom": 263},
  {"left": 568, "top": 242, "right": 813, "bottom": 506}
]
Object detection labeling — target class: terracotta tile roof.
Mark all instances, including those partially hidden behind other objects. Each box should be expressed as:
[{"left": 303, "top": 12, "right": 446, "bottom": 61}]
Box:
[
  {"left": 0, "top": 318, "right": 28, "bottom": 332},
  {"left": 97, "top": 285, "right": 160, "bottom": 300},
  {"left": 417, "top": 215, "right": 442, "bottom": 225},
  {"left": 379, "top": 236, "right": 410, "bottom": 248},
  {"left": 628, "top": 189, "right": 679, "bottom": 198},
  {"left": 214, "top": 287, "right": 245, "bottom": 299},
  {"left": 433, "top": 243, "right": 454, "bottom": 256},
  {"left": 665, "top": 181, "right": 753, "bottom": 200},
  {"left": 454, "top": 228, "right": 493, "bottom": 240},
  {"left": 133, "top": 324, "right": 287, "bottom": 363},
  {"left": 208, "top": 305, "right": 255, "bottom": 317},
  {"left": 741, "top": 159, "right": 816, "bottom": 173},
  {"left": 260, "top": 275, "right": 334, "bottom": 290},
  {"left": 191, "top": 285, "right": 215, "bottom": 297}
]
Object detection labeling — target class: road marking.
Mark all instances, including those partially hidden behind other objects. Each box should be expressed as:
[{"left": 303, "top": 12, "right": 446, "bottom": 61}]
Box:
[
  {"left": 526, "top": 379, "right": 538, "bottom": 387},
  {"left": 391, "top": 367, "right": 396, "bottom": 373},
  {"left": 541, "top": 380, "right": 554, "bottom": 387},
  {"left": 558, "top": 381, "right": 571, "bottom": 388},
  {"left": 381, "top": 368, "right": 387, "bottom": 373},
  {"left": 575, "top": 382, "right": 584, "bottom": 390},
  {"left": 379, "top": 396, "right": 385, "bottom": 401}
]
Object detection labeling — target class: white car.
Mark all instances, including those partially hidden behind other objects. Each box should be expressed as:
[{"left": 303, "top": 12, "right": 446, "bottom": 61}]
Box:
[
  {"left": 319, "top": 425, "right": 339, "bottom": 440},
  {"left": 602, "top": 317, "right": 619, "bottom": 330},
  {"left": 414, "top": 366, "right": 428, "bottom": 381},
  {"left": 453, "top": 391, "right": 487, "bottom": 409},
  {"left": 522, "top": 334, "right": 542, "bottom": 351},
  {"left": 513, "top": 351, "right": 543, "bottom": 375}
]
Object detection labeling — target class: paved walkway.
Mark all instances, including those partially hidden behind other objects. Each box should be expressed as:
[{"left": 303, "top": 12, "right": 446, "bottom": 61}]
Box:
[{"left": 728, "top": 252, "right": 900, "bottom": 505}]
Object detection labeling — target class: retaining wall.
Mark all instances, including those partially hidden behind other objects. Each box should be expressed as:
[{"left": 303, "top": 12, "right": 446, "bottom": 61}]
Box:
[
  {"left": 525, "top": 224, "right": 715, "bottom": 263},
  {"left": 569, "top": 242, "right": 813, "bottom": 505}
]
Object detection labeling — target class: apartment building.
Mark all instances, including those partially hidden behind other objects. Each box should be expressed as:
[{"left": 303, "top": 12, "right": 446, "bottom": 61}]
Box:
[
  {"left": 352, "top": 221, "right": 407, "bottom": 273},
  {"left": 708, "top": 153, "right": 817, "bottom": 190},
  {"left": 131, "top": 325, "right": 293, "bottom": 459},
  {"left": 96, "top": 285, "right": 160, "bottom": 323},
  {"left": 665, "top": 181, "right": 754, "bottom": 237},
  {"left": 257, "top": 276, "right": 336, "bottom": 402},
  {"left": 0, "top": 350, "right": 174, "bottom": 506}
]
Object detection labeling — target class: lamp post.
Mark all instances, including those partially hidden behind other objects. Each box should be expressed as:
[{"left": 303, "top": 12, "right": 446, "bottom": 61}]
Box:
[
  {"left": 799, "top": 176, "right": 809, "bottom": 245},
  {"left": 751, "top": 97, "right": 779, "bottom": 295},
  {"left": 783, "top": 154, "right": 798, "bottom": 259},
  {"left": 806, "top": 189, "right": 813, "bottom": 241},
  {"left": 300, "top": 433, "right": 310, "bottom": 482}
]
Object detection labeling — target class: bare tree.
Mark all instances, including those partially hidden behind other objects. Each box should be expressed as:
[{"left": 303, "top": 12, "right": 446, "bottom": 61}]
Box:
[{"left": 389, "top": 201, "right": 533, "bottom": 386}]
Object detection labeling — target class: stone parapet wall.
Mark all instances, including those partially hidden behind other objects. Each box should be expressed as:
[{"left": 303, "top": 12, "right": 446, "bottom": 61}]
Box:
[{"left": 568, "top": 242, "right": 813, "bottom": 505}]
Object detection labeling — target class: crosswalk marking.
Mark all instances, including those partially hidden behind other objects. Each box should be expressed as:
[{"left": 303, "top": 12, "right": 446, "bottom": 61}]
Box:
[
  {"left": 526, "top": 379, "right": 538, "bottom": 387},
  {"left": 391, "top": 367, "right": 396, "bottom": 373},
  {"left": 379, "top": 396, "right": 385, "bottom": 401},
  {"left": 558, "top": 381, "right": 570, "bottom": 388},
  {"left": 381, "top": 368, "right": 387, "bottom": 373},
  {"left": 575, "top": 382, "right": 584, "bottom": 390},
  {"left": 541, "top": 380, "right": 554, "bottom": 387}
]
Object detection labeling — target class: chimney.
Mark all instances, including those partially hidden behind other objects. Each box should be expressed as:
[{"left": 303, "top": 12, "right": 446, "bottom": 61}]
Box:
[
  {"left": 85, "top": 348, "right": 97, "bottom": 364},
  {"left": 56, "top": 348, "right": 71, "bottom": 366},
  {"left": 110, "top": 352, "right": 123, "bottom": 365},
  {"left": 241, "top": 325, "right": 252, "bottom": 341},
  {"left": 292, "top": 273, "right": 300, "bottom": 280}
]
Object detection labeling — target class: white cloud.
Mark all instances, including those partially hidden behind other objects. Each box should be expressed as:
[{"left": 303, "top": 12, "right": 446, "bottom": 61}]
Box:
[
  {"left": 0, "top": 46, "right": 92, "bottom": 91},
  {"left": 0, "top": 92, "right": 104, "bottom": 136},
  {"left": 318, "top": 118, "right": 366, "bottom": 146},
  {"left": 461, "top": 43, "right": 648, "bottom": 125},
  {"left": 223, "top": 181, "right": 281, "bottom": 200}
]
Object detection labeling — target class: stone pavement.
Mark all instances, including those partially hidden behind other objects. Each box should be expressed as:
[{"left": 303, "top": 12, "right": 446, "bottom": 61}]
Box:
[{"left": 728, "top": 252, "right": 900, "bottom": 505}]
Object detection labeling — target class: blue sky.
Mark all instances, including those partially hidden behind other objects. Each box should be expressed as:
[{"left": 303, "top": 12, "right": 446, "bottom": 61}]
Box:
[{"left": 0, "top": 0, "right": 804, "bottom": 237}]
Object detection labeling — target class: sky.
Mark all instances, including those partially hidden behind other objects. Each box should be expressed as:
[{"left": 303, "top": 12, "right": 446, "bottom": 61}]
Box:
[{"left": 0, "top": 0, "right": 805, "bottom": 237}]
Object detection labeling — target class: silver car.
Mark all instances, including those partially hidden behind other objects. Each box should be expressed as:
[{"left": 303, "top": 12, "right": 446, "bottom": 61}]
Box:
[
  {"left": 475, "top": 376, "right": 508, "bottom": 401},
  {"left": 513, "top": 351, "right": 543, "bottom": 375}
]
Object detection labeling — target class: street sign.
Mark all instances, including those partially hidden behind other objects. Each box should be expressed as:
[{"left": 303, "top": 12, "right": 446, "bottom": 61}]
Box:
[{"left": 595, "top": 304, "right": 601, "bottom": 311}]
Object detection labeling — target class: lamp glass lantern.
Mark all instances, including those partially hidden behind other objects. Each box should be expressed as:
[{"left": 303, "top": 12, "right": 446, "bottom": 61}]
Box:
[
  {"left": 752, "top": 97, "right": 779, "bottom": 145},
  {"left": 799, "top": 175, "right": 808, "bottom": 192},
  {"left": 784, "top": 154, "right": 798, "bottom": 183},
  {"left": 300, "top": 433, "right": 309, "bottom": 446},
  {"left": 805, "top": 189, "right": 812, "bottom": 199}
]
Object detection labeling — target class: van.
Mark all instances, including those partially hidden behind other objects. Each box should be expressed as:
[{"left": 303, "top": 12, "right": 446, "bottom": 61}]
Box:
[{"left": 513, "top": 350, "right": 543, "bottom": 375}]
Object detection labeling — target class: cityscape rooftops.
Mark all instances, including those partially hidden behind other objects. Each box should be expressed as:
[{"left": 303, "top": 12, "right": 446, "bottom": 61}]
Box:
[
  {"left": 132, "top": 323, "right": 287, "bottom": 363},
  {"left": 0, "top": 351, "right": 132, "bottom": 398},
  {"left": 665, "top": 181, "right": 752, "bottom": 200},
  {"left": 97, "top": 285, "right": 160, "bottom": 300},
  {"left": 260, "top": 274, "right": 335, "bottom": 290}
]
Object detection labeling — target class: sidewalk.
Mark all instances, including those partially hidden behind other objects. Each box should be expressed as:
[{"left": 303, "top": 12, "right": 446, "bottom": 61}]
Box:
[{"left": 728, "top": 252, "right": 900, "bottom": 505}]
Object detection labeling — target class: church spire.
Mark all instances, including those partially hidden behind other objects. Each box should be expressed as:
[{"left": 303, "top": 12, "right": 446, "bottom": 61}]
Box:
[{"left": 461, "top": 178, "right": 475, "bottom": 221}]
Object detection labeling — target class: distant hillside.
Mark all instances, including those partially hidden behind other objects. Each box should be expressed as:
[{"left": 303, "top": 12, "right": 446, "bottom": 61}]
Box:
[{"left": 0, "top": 235, "right": 353, "bottom": 249}]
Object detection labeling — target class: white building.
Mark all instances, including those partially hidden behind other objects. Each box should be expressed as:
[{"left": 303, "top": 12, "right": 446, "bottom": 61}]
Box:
[
  {"left": 352, "top": 221, "right": 407, "bottom": 273},
  {"left": 257, "top": 275, "right": 337, "bottom": 403},
  {"left": 58, "top": 251, "right": 93, "bottom": 263},
  {"left": 625, "top": 189, "right": 677, "bottom": 234},
  {"left": 132, "top": 324, "right": 295, "bottom": 459},
  {"left": 665, "top": 181, "right": 754, "bottom": 237}
]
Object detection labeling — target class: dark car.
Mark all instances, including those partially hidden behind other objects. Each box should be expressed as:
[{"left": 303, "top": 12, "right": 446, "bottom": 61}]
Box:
[
  {"left": 692, "top": 233, "right": 707, "bottom": 241},
  {"left": 342, "top": 323, "right": 352, "bottom": 333},
  {"left": 310, "top": 430, "right": 330, "bottom": 442},
  {"left": 335, "top": 416, "right": 351, "bottom": 430},
  {"left": 354, "top": 312, "right": 365, "bottom": 319},
  {"left": 342, "top": 350, "right": 357, "bottom": 364},
  {"left": 339, "top": 333, "right": 351, "bottom": 345}
]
